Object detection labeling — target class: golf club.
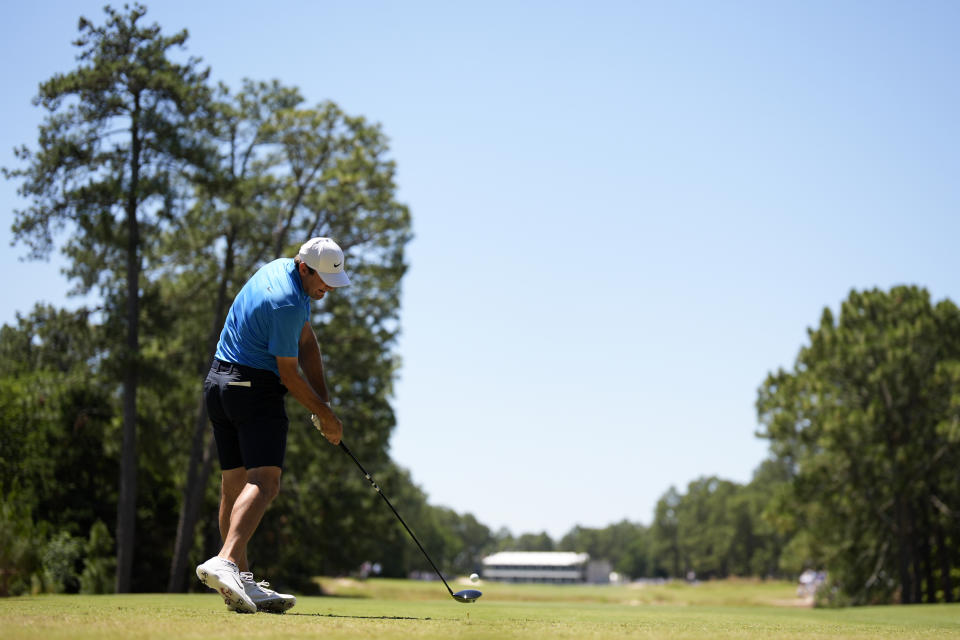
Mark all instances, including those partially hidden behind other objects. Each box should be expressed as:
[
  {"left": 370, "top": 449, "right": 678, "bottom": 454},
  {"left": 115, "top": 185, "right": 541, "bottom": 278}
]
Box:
[{"left": 338, "top": 440, "right": 482, "bottom": 604}]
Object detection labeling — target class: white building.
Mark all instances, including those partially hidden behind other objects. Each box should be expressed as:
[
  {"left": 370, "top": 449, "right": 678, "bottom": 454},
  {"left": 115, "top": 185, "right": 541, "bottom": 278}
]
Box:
[{"left": 481, "top": 551, "right": 610, "bottom": 584}]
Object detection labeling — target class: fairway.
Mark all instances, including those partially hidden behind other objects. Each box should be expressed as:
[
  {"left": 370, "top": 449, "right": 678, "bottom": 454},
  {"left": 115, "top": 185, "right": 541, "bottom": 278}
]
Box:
[{"left": 3, "top": 579, "right": 959, "bottom": 639}]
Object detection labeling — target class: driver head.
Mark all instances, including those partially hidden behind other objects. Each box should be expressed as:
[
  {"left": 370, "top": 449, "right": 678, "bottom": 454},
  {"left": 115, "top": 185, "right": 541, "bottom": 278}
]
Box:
[{"left": 453, "top": 589, "right": 482, "bottom": 603}]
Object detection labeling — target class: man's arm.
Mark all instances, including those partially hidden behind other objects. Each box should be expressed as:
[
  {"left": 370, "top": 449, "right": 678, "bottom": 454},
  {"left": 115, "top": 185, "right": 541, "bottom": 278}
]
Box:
[
  {"left": 297, "top": 321, "right": 330, "bottom": 403},
  {"left": 277, "top": 353, "right": 342, "bottom": 445}
]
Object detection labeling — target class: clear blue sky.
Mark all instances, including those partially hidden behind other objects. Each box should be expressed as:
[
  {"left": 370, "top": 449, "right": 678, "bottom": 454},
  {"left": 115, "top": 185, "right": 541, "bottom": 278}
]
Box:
[{"left": 3, "top": 1, "right": 959, "bottom": 539}]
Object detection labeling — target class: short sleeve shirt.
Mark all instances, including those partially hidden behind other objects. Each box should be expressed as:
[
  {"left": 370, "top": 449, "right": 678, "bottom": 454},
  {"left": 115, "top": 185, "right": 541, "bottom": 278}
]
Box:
[{"left": 214, "top": 258, "right": 310, "bottom": 376}]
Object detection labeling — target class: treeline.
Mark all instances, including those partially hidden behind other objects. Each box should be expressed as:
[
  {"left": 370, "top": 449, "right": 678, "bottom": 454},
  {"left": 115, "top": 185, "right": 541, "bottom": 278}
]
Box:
[
  {"left": 9, "top": 294, "right": 957, "bottom": 609},
  {"left": 2, "top": 6, "right": 959, "bottom": 608},
  {"left": 520, "top": 286, "right": 960, "bottom": 607},
  {"left": 450, "top": 459, "right": 796, "bottom": 583},
  {"left": 556, "top": 287, "right": 960, "bottom": 607}
]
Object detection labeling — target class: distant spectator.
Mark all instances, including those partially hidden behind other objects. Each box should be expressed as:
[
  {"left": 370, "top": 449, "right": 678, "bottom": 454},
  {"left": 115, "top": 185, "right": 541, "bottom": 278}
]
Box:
[{"left": 797, "top": 569, "right": 825, "bottom": 597}]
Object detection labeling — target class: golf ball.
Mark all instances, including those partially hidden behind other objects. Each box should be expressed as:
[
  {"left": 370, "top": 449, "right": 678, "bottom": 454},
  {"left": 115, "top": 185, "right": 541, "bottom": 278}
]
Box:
[{"left": 470, "top": 573, "right": 479, "bottom": 582}]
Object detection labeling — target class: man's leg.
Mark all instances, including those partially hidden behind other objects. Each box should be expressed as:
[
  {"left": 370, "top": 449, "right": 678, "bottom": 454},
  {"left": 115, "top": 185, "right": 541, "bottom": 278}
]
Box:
[
  {"left": 218, "top": 466, "right": 282, "bottom": 571},
  {"left": 196, "top": 469, "right": 260, "bottom": 613},
  {"left": 219, "top": 468, "right": 248, "bottom": 571},
  {"left": 219, "top": 466, "right": 296, "bottom": 613}
]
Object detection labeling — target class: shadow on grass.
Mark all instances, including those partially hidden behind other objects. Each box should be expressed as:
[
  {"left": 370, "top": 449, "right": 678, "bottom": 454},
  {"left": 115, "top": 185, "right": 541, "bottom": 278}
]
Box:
[{"left": 289, "top": 613, "right": 431, "bottom": 621}]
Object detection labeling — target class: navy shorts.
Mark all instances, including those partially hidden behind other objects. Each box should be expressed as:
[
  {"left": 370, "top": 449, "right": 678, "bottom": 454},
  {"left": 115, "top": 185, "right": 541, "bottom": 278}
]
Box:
[{"left": 204, "top": 359, "right": 289, "bottom": 470}]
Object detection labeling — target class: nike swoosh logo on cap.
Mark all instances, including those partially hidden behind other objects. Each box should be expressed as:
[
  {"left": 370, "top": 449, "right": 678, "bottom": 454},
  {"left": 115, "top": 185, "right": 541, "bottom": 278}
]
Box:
[{"left": 333, "top": 262, "right": 342, "bottom": 268}]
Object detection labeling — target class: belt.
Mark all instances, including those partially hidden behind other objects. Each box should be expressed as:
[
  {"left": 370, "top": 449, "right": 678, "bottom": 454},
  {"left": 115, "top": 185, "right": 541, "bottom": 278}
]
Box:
[{"left": 212, "top": 359, "right": 278, "bottom": 382}]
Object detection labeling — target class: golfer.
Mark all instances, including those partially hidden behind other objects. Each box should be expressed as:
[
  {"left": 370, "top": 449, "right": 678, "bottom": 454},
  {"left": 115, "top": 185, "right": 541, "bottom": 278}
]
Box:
[{"left": 195, "top": 237, "right": 349, "bottom": 613}]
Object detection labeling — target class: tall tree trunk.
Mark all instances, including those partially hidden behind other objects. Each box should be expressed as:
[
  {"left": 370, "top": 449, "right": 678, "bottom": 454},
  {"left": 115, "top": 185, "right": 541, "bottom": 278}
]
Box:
[
  {"left": 895, "top": 497, "right": 913, "bottom": 604},
  {"left": 936, "top": 522, "right": 953, "bottom": 603},
  {"left": 167, "top": 407, "right": 218, "bottom": 591},
  {"left": 914, "top": 535, "right": 927, "bottom": 604},
  {"left": 918, "top": 516, "right": 934, "bottom": 603},
  {"left": 166, "top": 231, "right": 235, "bottom": 591},
  {"left": 116, "top": 100, "right": 142, "bottom": 593},
  {"left": 166, "top": 399, "right": 213, "bottom": 591}
]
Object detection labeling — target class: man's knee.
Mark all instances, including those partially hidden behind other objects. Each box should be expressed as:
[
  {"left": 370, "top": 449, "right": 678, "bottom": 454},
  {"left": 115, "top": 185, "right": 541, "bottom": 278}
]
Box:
[
  {"left": 247, "top": 467, "right": 282, "bottom": 502},
  {"left": 255, "top": 478, "right": 280, "bottom": 502}
]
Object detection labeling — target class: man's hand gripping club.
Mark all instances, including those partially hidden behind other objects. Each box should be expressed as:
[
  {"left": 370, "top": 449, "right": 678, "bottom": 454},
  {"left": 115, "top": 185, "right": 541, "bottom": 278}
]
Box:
[{"left": 312, "top": 412, "right": 342, "bottom": 445}]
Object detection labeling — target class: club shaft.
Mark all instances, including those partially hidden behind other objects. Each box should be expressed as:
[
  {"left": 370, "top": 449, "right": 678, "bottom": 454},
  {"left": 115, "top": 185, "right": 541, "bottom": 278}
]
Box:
[{"left": 339, "top": 441, "right": 454, "bottom": 596}]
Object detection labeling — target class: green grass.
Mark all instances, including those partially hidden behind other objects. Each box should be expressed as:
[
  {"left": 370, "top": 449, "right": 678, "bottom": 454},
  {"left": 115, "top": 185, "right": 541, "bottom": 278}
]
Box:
[{"left": 3, "top": 578, "right": 959, "bottom": 639}]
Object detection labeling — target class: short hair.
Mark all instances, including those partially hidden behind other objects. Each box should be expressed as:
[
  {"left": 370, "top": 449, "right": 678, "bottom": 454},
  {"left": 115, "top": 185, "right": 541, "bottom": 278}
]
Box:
[{"left": 294, "top": 256, "right": 316, "bottom": 275}]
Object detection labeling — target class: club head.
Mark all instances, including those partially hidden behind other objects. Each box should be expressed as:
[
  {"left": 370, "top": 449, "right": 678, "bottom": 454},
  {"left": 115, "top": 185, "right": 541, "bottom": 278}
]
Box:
[{"left": 452, "top": 589, "right": 482, "bottom": 603}]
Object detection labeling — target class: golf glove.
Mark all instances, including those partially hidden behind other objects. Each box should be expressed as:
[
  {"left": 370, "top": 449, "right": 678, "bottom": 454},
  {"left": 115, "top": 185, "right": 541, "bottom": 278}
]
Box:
[{"left": 311, "top": 409, "right": 343, "bottom": 445}]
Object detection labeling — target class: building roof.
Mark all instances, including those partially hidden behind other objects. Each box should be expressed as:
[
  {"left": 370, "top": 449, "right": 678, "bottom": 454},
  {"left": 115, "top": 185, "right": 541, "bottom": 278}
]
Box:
[{"left": 482, "top": 551, "right": 590, "bottom": 567}]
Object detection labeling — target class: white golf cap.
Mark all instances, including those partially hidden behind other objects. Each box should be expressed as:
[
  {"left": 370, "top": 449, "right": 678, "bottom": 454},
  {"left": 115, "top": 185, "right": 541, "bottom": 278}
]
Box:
[{"left": 298, "top": 237, "right": 351, "bottom": 287}]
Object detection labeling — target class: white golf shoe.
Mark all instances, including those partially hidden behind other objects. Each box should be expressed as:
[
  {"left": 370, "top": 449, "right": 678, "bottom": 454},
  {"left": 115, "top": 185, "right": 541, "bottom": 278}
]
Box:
[
  {"left": 240, "top": 571, "right": 297, "bottom": 613},
  {"left": 196, "top": 556, "right": 257, "bottom": 614}
]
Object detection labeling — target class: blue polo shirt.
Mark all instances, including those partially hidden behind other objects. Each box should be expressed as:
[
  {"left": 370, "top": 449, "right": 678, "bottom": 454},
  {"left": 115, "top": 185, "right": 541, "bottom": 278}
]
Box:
[{"left": 215, "top": 258, "right": 310, "bottom": 376}]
